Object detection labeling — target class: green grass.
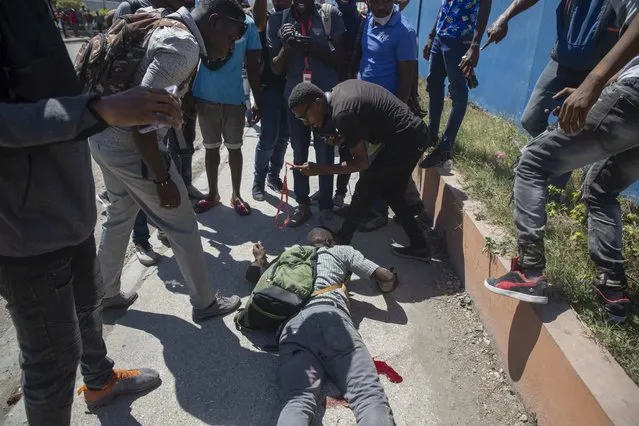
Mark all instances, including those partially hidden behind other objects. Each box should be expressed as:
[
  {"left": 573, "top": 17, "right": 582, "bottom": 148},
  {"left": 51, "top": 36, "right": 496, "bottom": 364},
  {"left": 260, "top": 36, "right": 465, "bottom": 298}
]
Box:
[{"left": 423, "top": 90, "right": 639, "bottom": 385}]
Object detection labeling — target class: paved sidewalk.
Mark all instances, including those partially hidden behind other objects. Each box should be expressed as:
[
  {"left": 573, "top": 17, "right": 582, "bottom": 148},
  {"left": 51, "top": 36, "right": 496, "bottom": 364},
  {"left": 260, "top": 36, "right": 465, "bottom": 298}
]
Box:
[{"left": 3, "top": 126, "right": 529, "bottom": 426}]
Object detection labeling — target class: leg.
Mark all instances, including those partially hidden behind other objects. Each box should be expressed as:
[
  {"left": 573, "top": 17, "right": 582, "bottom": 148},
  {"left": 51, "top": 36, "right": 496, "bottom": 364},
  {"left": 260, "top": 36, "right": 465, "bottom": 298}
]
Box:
[
  {"left": 90, "top": 141, "right": 217, "bottom": 310},
  {"left": 131, "top": 210, "right": 150, "bottom": 246},
  {"left": 71, "top": 237, "right": 115, "bottom": 388},
  {"left": 404, "top": 178, "right": 424, "bottom": 214},
  {"left": 222, "top": 104, "right": 247, "bottom": 204},
  {"left": 268, "top": 93, "right": 290, "bottom": 182},
  {"left": 94, "top": 160, "right": 141, "bottom": 299},
  {"left": 338, "top": 168, "right": 383, "bottom": 244},
  {"left": 313, "top": 135, "right": 334, "bottom": 211},
  {"left": 255, "top": 85, "right": 282, "bottom": 185},
  {"left": 514, "top": 82, "right": 639, "bottom": 269},
  {"left": 583, "top": 150, "right": 639, "bottom": 274},
  {"left": 288, "top": 108, "right": 312, "bottom": 205},
  {"left": 439, "top": 38, "right": 469, "bottom": 152},
  {"left": 335, "top": 144, "right": 351, "bottom": 197},
  {"left": 426, "top": 37, "right": 447, "bottom": 143},
  {"left": 198, "top": 101, "right": 224, "bottom": 206},
  {"left": 181, "top": 115, "right": 197, "bottom": 187},
  {"left": 0, "top": 254, "right": 82, "bottom": 426},
  {"left": 320, "top": 312, "right": 395, "bottom": 426}
]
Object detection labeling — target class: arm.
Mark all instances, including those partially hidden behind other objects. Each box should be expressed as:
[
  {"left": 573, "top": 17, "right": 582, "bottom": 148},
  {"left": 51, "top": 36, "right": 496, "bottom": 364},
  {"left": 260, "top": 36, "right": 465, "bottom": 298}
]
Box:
[
  {"left": 112, "top": 2, "right": 132, "bottom": 21},
  {"left": 423, "top": 11, "right": 439, "bottom": 60},
  {"left": 246, "top": 49, "right": 262, "bottom": 121},
  {"left": 308, "top": 34, "right": 345, "bottom": 68},
  {"left": 267, "top": 14, "right": 289, "bottom": 75},
  {"left": 296, "top": 138, "right": 369, "bottom": 175},
  {"left": 485, "top": 0, "right": 539, "bottom": 46},
  {"left": 396, "top": 0, "right": 410, "bottom": 12},
  {"left": 246, "top": 242, "right": 269, "bottom": 284},
  {"left": 343, "top": 246, "right": 398, "bottom": 293},
  {"left": 555, "top": 14, "right": 639, "bottom": 133},
  {"left": 396, "top": 28, "right": 419, "bottom": 103},
  {"left": 459, "top": 0, "right": 492, "bottom": 76},
  {"left": 252, "top": 0, "right": 268, "bottom": 31}
]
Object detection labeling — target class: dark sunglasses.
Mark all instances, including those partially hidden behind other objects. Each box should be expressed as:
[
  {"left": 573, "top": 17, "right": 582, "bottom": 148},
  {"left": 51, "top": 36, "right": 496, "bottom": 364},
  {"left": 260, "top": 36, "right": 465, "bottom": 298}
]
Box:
[{"left": 223, "top": 15, "right": 248, "bottom": 38}]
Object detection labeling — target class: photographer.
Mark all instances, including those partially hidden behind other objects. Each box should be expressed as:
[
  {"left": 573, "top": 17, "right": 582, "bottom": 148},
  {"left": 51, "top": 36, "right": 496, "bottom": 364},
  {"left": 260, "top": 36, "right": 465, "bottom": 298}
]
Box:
[{"left": 267, "top": 0, "right": 345, "bottom": 230}]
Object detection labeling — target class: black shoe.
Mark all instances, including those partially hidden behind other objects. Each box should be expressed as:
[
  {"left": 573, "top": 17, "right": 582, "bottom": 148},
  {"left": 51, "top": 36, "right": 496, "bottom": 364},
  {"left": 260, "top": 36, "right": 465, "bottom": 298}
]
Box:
[
  {"left": 157, "top": 230, "right": 170, "bottom": 248},
  {"left": 593, "top": 272, "right": 630, "bottom": 325},
  {"left": 391, "top": 246, "right": 430, "bottom": 262},
  {"left": 484, "top": 257, "right": 549, "bottom": 304},
  {"left": 267, "top": 176, "right": 284, "bottom": 193},
  {"left": 288, "top": 205, "right": 312, "bottom": 228},
  {"left": 358, "top": 213, "right": 388, "bottom": 232},
  {"left": 252, "top": 182, "right": 265, "bottom": 202},
  {"left": 419, "top": 148, "right": 451, "bottom": 169}
]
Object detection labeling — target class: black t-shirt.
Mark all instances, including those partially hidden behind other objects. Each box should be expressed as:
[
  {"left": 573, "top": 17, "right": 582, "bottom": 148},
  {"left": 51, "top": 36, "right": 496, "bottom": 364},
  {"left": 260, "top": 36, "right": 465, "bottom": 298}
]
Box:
[{"left": 330, "top": 80, "right": 427, "bottom": 150}]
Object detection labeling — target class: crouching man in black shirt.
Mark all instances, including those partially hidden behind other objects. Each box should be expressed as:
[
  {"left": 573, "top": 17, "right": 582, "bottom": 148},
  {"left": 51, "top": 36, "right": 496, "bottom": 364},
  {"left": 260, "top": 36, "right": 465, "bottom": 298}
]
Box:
[{"left": 288, "top": 80, "right": 432, "bottom": 261}]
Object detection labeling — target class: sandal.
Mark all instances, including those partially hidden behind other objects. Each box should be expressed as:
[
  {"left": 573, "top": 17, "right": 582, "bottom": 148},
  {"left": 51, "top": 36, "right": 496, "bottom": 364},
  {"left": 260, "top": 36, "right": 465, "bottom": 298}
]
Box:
[
  {"left": 232, "top": 199, "right": 251, "bottom": 216},
  {"left": 194, "top": 196, "right": 220, "bottom": 214}
]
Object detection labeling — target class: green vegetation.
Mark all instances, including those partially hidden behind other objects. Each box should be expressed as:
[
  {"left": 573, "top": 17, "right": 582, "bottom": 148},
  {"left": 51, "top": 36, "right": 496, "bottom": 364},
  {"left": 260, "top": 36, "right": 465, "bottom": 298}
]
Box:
[
  {"left": 55, "top": 0, "right": 85, "bottom": 9},
  {"left": 426, "top": 92, "right": 639, "bottom": 385}
]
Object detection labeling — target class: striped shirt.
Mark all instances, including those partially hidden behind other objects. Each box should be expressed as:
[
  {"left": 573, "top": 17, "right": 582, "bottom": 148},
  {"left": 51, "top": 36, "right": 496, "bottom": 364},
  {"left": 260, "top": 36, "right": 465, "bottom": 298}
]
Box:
[{"left": 305, "top": 245, "right": 380, "bottom": 314}]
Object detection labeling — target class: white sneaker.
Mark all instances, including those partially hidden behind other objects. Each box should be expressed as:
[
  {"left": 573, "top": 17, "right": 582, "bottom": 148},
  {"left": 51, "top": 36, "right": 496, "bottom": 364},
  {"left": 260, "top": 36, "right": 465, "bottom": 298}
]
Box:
[
  {"left": 319, "top": 209, "right": 340, "bottom": 233},
  {"left": 442, "top": 159, "right": 453, "bottom": 171},
  {"left": 135, "top": 242, "right": 160, "bottom": 267}
]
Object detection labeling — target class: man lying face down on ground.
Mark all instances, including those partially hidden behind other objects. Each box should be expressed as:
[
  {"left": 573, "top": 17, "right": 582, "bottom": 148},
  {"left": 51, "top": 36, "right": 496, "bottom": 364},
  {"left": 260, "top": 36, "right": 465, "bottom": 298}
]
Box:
[{"left": 246, "top": 227, "right": 398, "bottom": 426}]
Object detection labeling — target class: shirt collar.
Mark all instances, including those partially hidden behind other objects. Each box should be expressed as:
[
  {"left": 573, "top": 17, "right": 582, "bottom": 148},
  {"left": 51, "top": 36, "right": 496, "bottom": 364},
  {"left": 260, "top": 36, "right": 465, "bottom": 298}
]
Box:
[
  {"left": 370, "top": 5, "right": 401, "bottom": 28},
  {"left": 168, "top": 7, "right": 208, "bottom": 57}
]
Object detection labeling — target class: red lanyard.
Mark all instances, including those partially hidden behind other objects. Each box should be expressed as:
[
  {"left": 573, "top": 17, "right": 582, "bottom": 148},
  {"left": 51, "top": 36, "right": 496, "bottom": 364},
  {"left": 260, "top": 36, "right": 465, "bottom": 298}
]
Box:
[{"left": 297, "top": 14, "right": 313, "bottom": 69}]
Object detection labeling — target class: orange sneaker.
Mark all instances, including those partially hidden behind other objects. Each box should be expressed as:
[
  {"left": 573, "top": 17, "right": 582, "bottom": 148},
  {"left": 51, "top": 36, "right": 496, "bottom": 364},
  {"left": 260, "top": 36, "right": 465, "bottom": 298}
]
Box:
[{"left": 77, "top": 368, "right": 160, "bottom": 409}]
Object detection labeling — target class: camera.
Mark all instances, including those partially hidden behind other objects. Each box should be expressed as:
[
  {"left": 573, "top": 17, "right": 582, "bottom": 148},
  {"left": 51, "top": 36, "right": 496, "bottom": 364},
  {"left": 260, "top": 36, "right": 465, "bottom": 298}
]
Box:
[{"left": 288, "top": 32, "right": 311, "bottom": 46}]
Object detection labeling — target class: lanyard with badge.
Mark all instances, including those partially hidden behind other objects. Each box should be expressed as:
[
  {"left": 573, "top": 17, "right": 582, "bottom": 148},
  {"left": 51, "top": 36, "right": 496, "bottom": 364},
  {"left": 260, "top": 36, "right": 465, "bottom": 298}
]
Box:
[{"left": 298, "top": 15, "right": 313, "bottom": 82}]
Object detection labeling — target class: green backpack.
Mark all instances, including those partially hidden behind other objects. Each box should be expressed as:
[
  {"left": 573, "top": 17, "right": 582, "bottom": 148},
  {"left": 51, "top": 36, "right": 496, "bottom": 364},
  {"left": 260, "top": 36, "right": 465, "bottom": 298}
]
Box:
[{"left": 235, "top": 245, "right": 319, "bottom": 331}]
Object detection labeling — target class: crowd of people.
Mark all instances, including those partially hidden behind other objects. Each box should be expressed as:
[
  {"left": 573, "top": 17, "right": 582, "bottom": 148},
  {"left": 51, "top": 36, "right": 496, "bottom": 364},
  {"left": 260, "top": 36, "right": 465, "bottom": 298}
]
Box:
[
  {"left": 1, "top": 0, "right": 639, "bottom": 423},
  {"left": 55, "top": 6, "right": 107, "bottom": 37}
]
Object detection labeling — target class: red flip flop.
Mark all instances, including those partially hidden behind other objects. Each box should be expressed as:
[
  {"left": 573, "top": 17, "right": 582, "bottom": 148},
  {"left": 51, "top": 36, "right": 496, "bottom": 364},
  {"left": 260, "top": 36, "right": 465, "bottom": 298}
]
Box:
[
  {"left": 232, "top": 199, "right": 251, "bottom": 216},
  {"left": 194, "top": 197, "right": 220, "bottom": 214}
]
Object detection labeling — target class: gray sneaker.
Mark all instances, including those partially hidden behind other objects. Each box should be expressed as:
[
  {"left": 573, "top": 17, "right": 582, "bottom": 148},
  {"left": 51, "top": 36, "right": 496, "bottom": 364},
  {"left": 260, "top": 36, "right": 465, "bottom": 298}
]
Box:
[
  {"left": 192, "top": 295, "right": 241, "bottom": 323},
  {"left": 319, "top": 209, "right": 339, "bottom": 233},
  {"left": 78, "top": 368, "right": 161, "bottom": 410},
  {"left": 102, "top": 292, "right": 138, "bottom": 310},
  {"left": 288, "top": 205, "right": 312, "bottom": 228}
]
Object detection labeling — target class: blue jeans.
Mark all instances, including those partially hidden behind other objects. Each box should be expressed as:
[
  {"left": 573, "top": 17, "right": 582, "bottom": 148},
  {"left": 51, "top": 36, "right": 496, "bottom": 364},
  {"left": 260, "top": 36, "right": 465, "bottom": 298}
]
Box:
[
  {"left": 254, "top": 83, "right": 289, "bottom": 184},
  {"left": 132, "top": 210, "right": 150, "bottom": 246},
  {"left": 287, "top": 108, "right": 334, "bottom": 210},
  {"left": 0, "top": 236, "right": 115, "bottom": 426},
  {"left": 520, "top": 58, "right": 591, "bottom": 191},
  {"left": 427, "top": 35, "right": 470, "bottom": 152},
  {"left": 515, "top": 78, "right": 639, "bottom": 272}
]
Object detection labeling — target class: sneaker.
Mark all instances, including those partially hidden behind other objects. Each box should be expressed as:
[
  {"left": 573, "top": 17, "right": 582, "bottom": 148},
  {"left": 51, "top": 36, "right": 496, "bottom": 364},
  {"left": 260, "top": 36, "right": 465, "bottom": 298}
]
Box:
[
  {"left": 484, "top": 257, "right": 549, "bottom": 304},
  {"left": 96, "top": 190, "right": 110, "bottom": 208},
  {"left": 419, "top": 148, "right": 452, "bottom": 169},
  {"left": 288, "top": 205, "right": 312, "bottom": 228},
  {"left": 157, "top": 230, "right": 170, "bottom": 248},
  {"left": 267, "top": 176, "right": 284, "bottom": 193},
  {"left": 77, "top": 368, "right": 161, "bottom": 410},
  {"left": 319, "top": 209, "right": 339, "bottom": 233},
  {"left": 187, "top": 185, "right": 206, "bottom": 200},
  {"left": 309, "top": 191, "right": 320, "bottom": 205},
  {"left": 135, "top": 242, "right": 160, "bottom": 267},
  {"left": 593, "top": 272, "right": 630, "bottom": 325},
  {"left": 391, "top": 246, "right": 430, "bottom": 262},
  {"left": 252, "top": 181, "right": 265, "bottom": 202},
  {"left": 102, "top": 292, "right": 139, "bottom": 310},
  {"left": 333, "top": 194, "right": 345, "bottom": 209},
  {"left": 358, "top": 214, "right": 388, "bottom": 232},
  {"left": 192, "top": 295, "right": 242, "bottom": 323}
]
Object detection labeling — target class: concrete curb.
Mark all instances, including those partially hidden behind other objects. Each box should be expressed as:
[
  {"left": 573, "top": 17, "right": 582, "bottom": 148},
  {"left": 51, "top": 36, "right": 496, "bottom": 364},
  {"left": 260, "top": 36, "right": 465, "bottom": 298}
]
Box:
[{"left": 415, "top": 167, "right": 639, "bottom": 426}]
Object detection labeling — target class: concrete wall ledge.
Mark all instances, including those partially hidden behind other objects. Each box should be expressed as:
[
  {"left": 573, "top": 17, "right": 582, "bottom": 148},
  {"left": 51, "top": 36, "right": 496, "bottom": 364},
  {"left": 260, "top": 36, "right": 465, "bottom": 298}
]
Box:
[{"left": 416, "top": 167, "right": 639, "bottom": 426}]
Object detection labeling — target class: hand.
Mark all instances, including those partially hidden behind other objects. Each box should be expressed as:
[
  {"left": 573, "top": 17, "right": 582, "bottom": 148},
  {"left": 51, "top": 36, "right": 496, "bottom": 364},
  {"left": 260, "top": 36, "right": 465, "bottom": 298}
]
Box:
[
  {"left": 281, "top": 23, "right": 296, "bottom": 44},
  {"left": 423, "top": 37, "right": 434, "bottom": 61},
  {"left": 155, "top": 178, "right": 181, "bottom": 209},
  {"left": 324, "top": 133, "right": 343, "bottom": 147},
  {"left": 552, "top": 84, "right": 601, "bottom": 134},
  {"left": 486, "top": 18, "right": 509, "bottom": 46},
  {"left": 252, "top": 241, "right": 266, "bottom": 261},
  {"left": 292, "top": 162, "right": 320, "bottom": 176},
  {"left": 459, "top": 45, "right": 479, "bottom": 77},
  {"left": 92, "top": 86, "right": 183, "bottom": 128},
  {"left": 250, "top": 104, "right": 262, "bottom": 125}
]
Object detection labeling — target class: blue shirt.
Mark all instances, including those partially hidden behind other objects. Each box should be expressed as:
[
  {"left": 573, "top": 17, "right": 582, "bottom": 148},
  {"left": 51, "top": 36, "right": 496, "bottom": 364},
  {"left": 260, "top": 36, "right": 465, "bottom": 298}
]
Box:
[
  {"left": 436, "top": 0, "right": 480, "bottom": 39},
  {"left": 192, "top": 15, "right": 261, "bottom": 105},
  {"left": 359, "top": 6, "right": 417, "bottom": 95}
]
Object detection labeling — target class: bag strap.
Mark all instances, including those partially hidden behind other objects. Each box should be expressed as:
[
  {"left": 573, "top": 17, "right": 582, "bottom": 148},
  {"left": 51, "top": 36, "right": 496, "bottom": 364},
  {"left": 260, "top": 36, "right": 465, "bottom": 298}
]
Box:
[
  {"left": 319, "top": 4, "right": 335, "bottom": 51},
  {"left": 311, "top": 283, "right": 344, "bottom": 297}
]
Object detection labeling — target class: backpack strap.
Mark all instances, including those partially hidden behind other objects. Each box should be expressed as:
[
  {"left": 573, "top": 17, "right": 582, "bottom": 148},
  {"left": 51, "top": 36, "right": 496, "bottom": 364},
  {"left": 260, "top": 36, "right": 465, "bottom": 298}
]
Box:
[
  {"left": 319, "top": 4, "right": 335, "bottom": 51},
  {"left": 311, "top": 283, "right": 344, "bottom": 297}
]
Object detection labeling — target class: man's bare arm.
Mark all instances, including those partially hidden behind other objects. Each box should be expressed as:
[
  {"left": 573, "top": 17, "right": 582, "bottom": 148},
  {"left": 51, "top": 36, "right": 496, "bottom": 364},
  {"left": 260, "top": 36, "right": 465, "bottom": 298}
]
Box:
[
  {"left": 397, "top": 60, "right": 417, "bottom": 103},
  {"left": 485, "top": 0, "right": 539, "bottom": 46}
]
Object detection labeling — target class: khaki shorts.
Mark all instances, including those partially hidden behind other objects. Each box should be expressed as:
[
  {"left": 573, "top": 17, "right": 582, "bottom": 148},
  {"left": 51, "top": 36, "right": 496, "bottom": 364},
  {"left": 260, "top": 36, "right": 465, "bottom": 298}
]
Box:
[{"left": 197, "top": 100, "right": 246, "bottom": 150}]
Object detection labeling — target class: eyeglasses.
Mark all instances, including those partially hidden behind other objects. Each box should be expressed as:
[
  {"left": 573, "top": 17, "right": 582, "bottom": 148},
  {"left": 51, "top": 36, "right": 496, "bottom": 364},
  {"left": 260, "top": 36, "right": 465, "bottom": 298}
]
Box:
[
  {"left": 224, "top": 15, "right": 248, "bottom": 38},
  {"left": 294, "top": 102, "right": 313, "bottom": 123}
]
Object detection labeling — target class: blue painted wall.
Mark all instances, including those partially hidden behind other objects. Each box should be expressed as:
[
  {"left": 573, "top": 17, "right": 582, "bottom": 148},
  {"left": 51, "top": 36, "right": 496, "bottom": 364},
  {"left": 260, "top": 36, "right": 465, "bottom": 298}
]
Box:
[{"left": 403, "top": 0, "right": 639, "bottom": 197}]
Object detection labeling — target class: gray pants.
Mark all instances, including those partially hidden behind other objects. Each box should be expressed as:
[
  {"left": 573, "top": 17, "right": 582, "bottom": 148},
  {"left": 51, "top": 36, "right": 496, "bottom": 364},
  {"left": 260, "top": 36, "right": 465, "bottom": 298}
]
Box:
[
  {"left": 277, "top": 304, "right": 394, "bottom": 426},
  {"left": 515, "top": 77, "right": 639, "bottom": 273},
  {"left": 89, "top": 139, "right": 216, "bottom": 309}
]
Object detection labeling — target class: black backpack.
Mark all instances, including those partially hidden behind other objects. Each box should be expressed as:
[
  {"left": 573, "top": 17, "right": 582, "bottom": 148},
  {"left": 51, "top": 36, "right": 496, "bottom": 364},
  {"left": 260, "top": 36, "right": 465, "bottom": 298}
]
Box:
[{"left": 0, "top": 0, "right": 81, "bottom": 103}]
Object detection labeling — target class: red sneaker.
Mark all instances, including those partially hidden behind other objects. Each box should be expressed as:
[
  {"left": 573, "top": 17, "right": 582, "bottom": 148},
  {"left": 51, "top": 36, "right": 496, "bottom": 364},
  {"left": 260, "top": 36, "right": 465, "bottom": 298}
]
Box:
[{"left": 484, "top": 257, "right": 549, "bottom": 304}]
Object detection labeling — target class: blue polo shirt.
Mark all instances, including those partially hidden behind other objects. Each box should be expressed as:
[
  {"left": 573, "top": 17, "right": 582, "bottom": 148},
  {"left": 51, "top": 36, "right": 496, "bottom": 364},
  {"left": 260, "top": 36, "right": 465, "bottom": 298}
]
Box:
[
  {"left": 192, "top": 15, "right": 261, "bottom": 105},
  {"left": 359, "top": 6, "right": 417, "bottom": 95}
]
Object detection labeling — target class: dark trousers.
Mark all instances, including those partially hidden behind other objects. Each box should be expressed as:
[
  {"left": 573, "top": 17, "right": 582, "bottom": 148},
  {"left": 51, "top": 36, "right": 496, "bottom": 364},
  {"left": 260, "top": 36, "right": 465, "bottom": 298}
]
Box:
[
  {"left": 287, "top": 108, "right": 334, "bottom": 210},
  {"left": 0, "top": 236, "right": 114, "bottom": 426},
  {"left": 337, "top": 145, "right": 427, "bottom": 249},
  {"left": 255, "top": 83, "right": 289, "bottom": 183}
]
